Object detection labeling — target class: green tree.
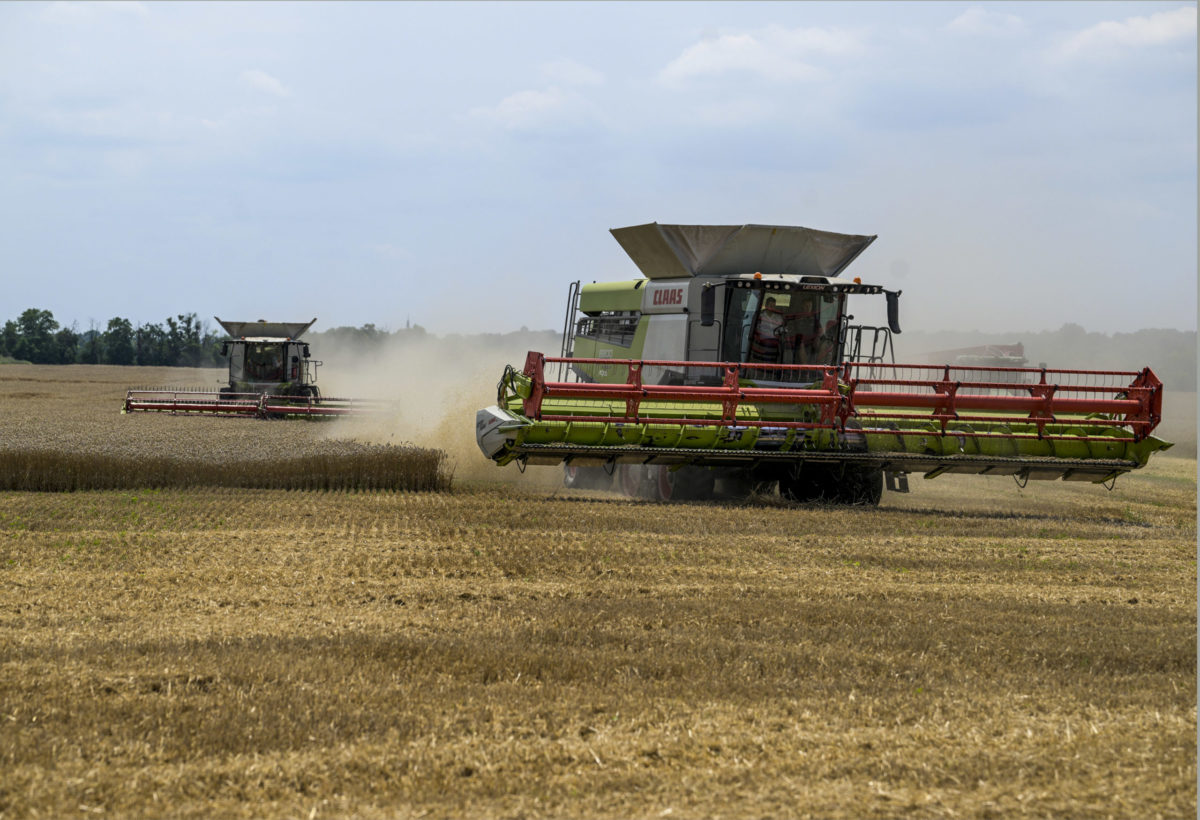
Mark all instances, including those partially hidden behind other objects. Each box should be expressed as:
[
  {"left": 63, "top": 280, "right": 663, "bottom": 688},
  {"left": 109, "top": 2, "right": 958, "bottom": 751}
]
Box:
[
  {"left": 135, "top": 322, "right": 168, "bottom": 366},
  {"left": 15, "top": 309, "right": 59, "bottom": 363},
  {"left": 80, "top": 322, "right": 102, "bottom": 364},
  {"left": 0, "top": 320, "right": 17, "bottom": 359},
  {"left": 103, "top": 318, "right": 135, "bottom": 365},
  {"left": 170, "top": 313, "right": 205, "bottom": 367},
  {"left": 53, "top": 325, "right": 79, "bottom": 364}
]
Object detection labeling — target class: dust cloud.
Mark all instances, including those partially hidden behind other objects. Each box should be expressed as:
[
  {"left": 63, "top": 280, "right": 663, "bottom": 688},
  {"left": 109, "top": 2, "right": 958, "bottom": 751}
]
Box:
[
  {"left": 310, "top": 330, "right": 565, "bottom": 488},
  {"left": 895, "top": 327, "right": 1197, "bottom": 457}
]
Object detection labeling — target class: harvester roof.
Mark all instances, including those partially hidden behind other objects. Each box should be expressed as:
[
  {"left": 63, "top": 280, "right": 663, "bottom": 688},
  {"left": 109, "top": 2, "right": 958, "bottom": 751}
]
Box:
[
  {"left": 215, "top": 317, "right": 317, "bottom": 340},
  {"left": 611, "top": 223, "right": 876, "bottom": 281}
]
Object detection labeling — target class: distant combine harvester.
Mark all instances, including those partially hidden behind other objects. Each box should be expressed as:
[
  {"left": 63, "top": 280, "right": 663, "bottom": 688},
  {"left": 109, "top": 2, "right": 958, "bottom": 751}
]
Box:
[{"left": 123, "top": 318, "right": 385, "bottom": 419}]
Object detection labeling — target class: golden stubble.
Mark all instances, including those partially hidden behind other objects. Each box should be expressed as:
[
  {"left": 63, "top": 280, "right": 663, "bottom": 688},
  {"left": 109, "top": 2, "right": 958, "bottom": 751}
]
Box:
[{"left": 0, "top": 363, "right": 1195, "bottom": 819}]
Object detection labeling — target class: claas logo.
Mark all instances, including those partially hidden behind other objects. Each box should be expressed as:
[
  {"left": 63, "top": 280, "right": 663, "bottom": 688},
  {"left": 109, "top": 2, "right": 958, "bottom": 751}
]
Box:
[{"left": 652, "top": 288, "right": 684, "bottom": 306}]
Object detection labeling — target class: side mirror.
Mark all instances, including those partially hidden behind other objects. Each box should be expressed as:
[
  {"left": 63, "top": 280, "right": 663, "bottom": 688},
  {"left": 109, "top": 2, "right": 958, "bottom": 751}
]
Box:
[
  {"left": 886, "top": 290, "right": 902, "bottom": 334},
  {"left": 700, "top": 285, "right": 715, "bottom": 327},
  {"left": 303, "top": 345, "right": 310, "bottom": 358},
  {"left": 220, "top": 342, "right": 228, "bottom": 357}
]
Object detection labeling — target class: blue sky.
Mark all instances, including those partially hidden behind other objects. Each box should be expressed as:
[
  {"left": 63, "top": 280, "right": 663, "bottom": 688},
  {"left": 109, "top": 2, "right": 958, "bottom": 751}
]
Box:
[{"left": 1, "top": 1, "right": 1195, "bottom": 335}]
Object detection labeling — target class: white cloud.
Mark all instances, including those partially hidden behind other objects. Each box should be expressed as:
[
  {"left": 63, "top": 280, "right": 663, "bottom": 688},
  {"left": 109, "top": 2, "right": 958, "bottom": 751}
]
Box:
[
  {"left": 540, "top": 59, "right": 604, "bottom": 87},
  {"left": 1058, "top": 6, "right": 1196, "bottom": 58},
  {"left": 240, "top": 69, "right": 291, "bottom": 98},
  {"left": 466, "top": 61, "right": 604, "bottom": 131},
  {"left": 463, "top": 85, "right": 604, "bottom": 133},
  {"left": 945, "top": 7, "right": 1025, "bottom": 36},
  {"left": 659, "top": 24, "right": 863, "bottom": 86},
  {"left": 469, "top": 86, "right": 574, "bottom": 130}
]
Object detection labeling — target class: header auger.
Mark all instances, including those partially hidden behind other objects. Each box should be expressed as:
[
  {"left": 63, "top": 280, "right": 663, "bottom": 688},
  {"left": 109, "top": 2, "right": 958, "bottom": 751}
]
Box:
[
  {"left": 476, "top": 223, "right": 1171, "bottom": 504},
  {"left": 123, "top": 317, "right": 384, "bottom": 419}
]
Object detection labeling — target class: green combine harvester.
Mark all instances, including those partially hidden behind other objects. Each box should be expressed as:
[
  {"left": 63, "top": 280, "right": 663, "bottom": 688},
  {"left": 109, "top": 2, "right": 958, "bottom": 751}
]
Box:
[
  {"left": 477, "top": 223, "right": 1170, "bottom": 504},
  {"left": 124, "top": 318, "right": 382, "bottom": 418}
]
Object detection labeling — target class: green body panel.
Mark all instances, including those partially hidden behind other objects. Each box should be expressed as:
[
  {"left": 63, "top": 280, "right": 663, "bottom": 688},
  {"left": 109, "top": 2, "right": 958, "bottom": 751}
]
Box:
[
  {"left": 568, "top": 320, "right": 649, "bottom": 383},
  {"left": 578, "top": 280, "right": 646, "bottom": 314}
]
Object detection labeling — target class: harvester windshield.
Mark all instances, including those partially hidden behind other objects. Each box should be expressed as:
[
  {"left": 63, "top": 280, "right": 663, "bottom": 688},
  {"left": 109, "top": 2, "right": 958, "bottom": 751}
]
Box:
[
  {"left": 242, "top": 343, "right": 287, "bottom": 382},
  {"left": 725, "top": 289, "right": 843, "bottom": 371}
]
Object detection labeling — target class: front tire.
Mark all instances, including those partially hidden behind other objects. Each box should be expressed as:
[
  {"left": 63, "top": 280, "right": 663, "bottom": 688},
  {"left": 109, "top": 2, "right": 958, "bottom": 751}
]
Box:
[
  {"left": 780, "top": 463, "right": 882, "bottom": 506},
  {"left": 835, "top": 465, "right": 883, "bottom": 506},
  {"left": 650, "top": 465, "right": 715, "bottom": 502},
  {"left": 563, "top": 464, "right": 614, "bottom": 491}
]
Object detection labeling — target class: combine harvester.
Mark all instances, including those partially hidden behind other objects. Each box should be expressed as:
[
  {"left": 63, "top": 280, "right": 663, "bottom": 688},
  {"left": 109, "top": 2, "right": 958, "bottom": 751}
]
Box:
[
  {"left": 476, "top": 223, "right": 1170, "bottom": 504},
  {"left": 124, "top": 318, "right": 381, "bottom": 419}
]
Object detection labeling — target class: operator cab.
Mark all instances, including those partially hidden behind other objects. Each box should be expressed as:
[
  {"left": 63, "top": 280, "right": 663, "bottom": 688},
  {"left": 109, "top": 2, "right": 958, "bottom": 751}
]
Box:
[
  {"left": 242, "top": 342, "right": 287, "bottom": 382},
  {"left": 693, "top": 271, "right": 897, "bottom": 385},
  {"left": 726, "top": 286, "right": 843, "bottom": 369},
  {"left": 214, "top": 318, "right": 321, "bottom": 397}
]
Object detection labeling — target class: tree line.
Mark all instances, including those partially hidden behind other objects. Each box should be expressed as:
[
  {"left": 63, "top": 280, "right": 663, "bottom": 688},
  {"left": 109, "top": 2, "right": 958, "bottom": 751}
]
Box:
[
  {"left": 5, "top": 307, "right": 1193, "bottom": 392},
  {"left": 1, "top": 309, "right": 223, "bottom": 367}
]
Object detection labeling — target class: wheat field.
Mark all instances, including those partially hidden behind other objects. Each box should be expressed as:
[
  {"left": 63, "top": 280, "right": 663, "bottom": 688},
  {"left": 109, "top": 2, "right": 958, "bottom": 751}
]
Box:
[{"left": 0, "top": 364, "right": 1195, "bottom": 819}]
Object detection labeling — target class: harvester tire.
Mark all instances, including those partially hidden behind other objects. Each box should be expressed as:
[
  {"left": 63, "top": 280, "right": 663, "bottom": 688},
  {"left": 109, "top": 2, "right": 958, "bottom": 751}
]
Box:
[
  {"left": 652, "top": 465, "right": 715, "bottom": 502},
  {"left": 563, "top": 464, "right": 613, "bottom": 491},
  {"left": 780, "top": 464, "right": 883, "bottom": 506},
  {"left": 779, "top": 465, "right": 832, "bottom": 503},
  {"left": 617, "top": 464, "right": 646, "bottom": 498},
  {"left": 834, "top": 466, "right": 883, "bottom": 506}
]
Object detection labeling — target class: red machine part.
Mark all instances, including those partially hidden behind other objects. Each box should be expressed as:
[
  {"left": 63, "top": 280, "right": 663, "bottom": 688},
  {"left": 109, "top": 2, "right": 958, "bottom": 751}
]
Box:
[
  {"left": 518, "top": 352, "right": 1162, "bottom": 443},
  {"left": 123, "top": 389, "right": 379, "bottom": 417}
]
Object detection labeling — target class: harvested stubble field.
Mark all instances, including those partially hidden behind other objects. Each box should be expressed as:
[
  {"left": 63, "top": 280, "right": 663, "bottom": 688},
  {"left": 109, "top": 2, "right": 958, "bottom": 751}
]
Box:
[{"left": 0, "top": 364, "right": 1196, "bottom": 819}]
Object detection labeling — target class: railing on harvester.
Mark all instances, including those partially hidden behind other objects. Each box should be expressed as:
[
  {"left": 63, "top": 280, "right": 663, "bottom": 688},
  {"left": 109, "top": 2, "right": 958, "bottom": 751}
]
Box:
[
  {"left": 507, "top": 353, "right": 1163, "bottom": 445},
  {"left": 123, "top": 389, "right": 388, "bottom": 418}
]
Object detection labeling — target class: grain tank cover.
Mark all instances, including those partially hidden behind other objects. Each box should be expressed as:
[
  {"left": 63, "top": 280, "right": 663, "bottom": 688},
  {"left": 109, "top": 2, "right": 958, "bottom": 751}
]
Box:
[
  {"left": 215, "top": 317, "right": 317, "bottom": 340},
  {"left": 611, "top": 223, "right": 877, "bottom": 280}
]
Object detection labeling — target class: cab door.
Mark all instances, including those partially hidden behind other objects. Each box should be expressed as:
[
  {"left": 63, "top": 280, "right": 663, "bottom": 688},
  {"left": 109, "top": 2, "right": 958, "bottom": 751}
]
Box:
[{"left": 685, "top": 281, "right": 727, "bottom": 384}]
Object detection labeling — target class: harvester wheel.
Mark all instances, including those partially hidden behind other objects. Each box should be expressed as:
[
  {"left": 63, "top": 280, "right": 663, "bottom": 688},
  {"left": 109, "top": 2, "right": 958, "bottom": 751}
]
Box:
[
  {"left": 563, "top": 464, "right": 613, "bottom": 491},
  {"left": 651, "top": 465, "right": 715, "bottom": 502},
  {"left": 780, "top": 464, "right": 882, "bottom": 506},
  {"left": 617, "top": 464, "right": 646, "bottom": 498},
  {"left": 834, "top": 466, "right": 883, "bottom": 506},
  {"left": 779, "top": 465, "right": 832, "bottom": 503}
]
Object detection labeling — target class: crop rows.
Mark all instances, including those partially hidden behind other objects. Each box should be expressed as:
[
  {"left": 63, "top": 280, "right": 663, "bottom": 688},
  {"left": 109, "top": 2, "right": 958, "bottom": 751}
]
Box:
[{"left": 1, "top": 473, "right": 1195, "bottom": 820}]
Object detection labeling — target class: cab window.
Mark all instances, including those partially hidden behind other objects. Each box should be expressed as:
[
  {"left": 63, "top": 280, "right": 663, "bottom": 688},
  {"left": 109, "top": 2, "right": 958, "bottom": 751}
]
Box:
[
  {"left": 245, "top": 343, "right": 285, "bottom": 381},
  {"left": 724, "top": 289, "right": 843, "bottom": 372}
]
